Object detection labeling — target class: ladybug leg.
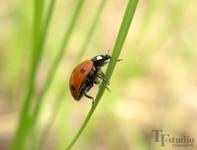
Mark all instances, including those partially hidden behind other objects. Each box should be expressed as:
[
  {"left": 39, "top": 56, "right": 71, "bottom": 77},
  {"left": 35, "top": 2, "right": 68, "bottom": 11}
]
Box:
[
  {"left": 98, "top": 74, "right": 109, "bottom": 85},
  {"left": 84, "top": 93, "right": 94, "bottom": 104},
  {"left": 97, "top": 72, "right": 111, "bottom": 92},
  {"left": 95, "top": 77, "right": 111, "bottom": 92},
  {"left": 94, "top": 78, "right": 100, "bottom": 84},
  {"left": 104, "top": 84, "right": 111, "bottom": 92},
  {"left": 98, "top": 71, "right": 110, "bottom": 85},
  {"left": 100, "top": 78, "right": 111, "bottom": 92}
]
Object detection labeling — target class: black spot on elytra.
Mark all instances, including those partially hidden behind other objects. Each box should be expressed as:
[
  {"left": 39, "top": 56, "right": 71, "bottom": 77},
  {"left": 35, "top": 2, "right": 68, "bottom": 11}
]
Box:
[
  {"left": 80, "top": 68, "right": 86, "bottom": 74},
  {"left": 70, "top": 85, "right": 75, "bottom": 91}
]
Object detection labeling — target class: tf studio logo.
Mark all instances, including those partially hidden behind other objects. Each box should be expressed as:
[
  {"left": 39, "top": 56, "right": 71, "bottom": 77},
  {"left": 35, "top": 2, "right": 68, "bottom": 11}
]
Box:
[{"left": 152, "top": 130, "right": 194, "bottom": 147}]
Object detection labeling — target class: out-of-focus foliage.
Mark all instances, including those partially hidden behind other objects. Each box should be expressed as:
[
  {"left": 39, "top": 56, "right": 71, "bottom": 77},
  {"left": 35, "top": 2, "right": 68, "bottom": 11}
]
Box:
[{"left": 0, "top": 0, "right": 197, "bottom": 150}]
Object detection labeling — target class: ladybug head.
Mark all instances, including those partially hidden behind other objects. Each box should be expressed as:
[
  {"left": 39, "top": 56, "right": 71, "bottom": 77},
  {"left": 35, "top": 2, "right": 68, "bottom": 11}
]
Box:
[{"left": 91, "top": 54, "right": 111, "bottom": 68}]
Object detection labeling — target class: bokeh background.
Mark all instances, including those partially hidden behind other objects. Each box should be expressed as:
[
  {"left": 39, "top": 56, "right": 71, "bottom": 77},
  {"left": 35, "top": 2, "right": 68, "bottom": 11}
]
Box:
[{"left": 0, "top": 0, "right": 197, "bottom": 149}]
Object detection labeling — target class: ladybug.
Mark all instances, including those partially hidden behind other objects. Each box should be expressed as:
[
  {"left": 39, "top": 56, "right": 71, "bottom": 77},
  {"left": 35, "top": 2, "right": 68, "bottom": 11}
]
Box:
[{"left": 69, "top": 53, "right": 112, "bottom": 104}]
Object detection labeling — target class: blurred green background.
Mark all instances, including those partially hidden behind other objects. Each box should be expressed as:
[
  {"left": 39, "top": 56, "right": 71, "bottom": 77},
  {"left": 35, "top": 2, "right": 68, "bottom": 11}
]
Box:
[{"left": 0, "top": 0, "right": 197, "bottom": 150}]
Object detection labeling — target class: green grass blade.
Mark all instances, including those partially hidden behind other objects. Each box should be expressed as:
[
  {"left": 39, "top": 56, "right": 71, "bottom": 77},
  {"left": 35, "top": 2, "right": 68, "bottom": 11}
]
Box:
[
  {"left": 11, "top": 0, "right": 57, "bottom": 149},
  {"left": 33, "top": 1, "right": 107, "bottom": 148},
  {"left": 28, "top": 0, "right": 86, "bottom": 142},
  {"left": 65, "top": 0, "right": 139, "bottom": 149},
  {"left": 11, "top": 0, "right": 45, "bottom": 149},
  {"left": 75, "top": 0, "right": 107, "bottom": 62}
]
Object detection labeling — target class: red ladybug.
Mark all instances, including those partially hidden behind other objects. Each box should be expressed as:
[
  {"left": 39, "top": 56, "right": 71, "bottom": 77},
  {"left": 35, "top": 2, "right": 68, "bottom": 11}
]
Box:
[{"left": 69, "top": 53, "right": 111, "bottom": 104}]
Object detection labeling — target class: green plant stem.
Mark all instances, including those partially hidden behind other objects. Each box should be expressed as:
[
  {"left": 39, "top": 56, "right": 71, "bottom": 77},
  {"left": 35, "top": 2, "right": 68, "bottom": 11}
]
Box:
[
  {"left": 32, "top": 1, "right": 107, "bottom": 149},
  {"left": 11, "top": 0, "right": 45, "bottom": 149},
  {"left": 28, "top": 0, "right": 86, "bottom": 143},
  {"left": 65, "top": 0, "right": 139, "bottom": 149},
  {"left": 75, "top": 0, "right": 107, "bottom": 62}
]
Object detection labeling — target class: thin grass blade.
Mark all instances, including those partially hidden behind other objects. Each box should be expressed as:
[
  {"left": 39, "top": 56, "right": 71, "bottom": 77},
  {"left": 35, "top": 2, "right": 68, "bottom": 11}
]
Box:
[{"left": 65, "top": 0, "right": 139, "bottom": 149}]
